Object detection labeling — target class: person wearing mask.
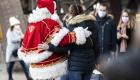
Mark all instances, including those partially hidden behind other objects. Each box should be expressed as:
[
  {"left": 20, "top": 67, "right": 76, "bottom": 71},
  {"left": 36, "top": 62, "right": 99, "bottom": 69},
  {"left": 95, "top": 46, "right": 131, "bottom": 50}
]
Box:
[
  {"left": 95, "top": 2, "right": 117, "bottom": 61},
  {"left": 117, "top": 9, "right": 134, "bottom": 53},
  {"left": 38, "top": 4, "right": 99, "bottom": 80},
  {"left": 90, "top": 2, "right": 117, "bottom": 80},
  {"left": 6, "top": 16, "right": 31, "bottom": 80}
]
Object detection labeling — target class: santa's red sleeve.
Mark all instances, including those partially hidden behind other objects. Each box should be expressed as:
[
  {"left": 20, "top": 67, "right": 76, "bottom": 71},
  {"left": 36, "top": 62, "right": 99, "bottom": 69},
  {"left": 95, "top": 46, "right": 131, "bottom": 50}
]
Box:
[{"left": 50, "top": 27, "right": 87, "bottom": 47}]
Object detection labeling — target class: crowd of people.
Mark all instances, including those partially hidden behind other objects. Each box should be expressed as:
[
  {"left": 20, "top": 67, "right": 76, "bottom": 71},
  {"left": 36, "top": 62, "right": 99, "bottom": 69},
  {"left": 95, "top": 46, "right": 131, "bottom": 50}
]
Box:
[{"left": 5, "top": 0, "right": 139, "bottom": 80}]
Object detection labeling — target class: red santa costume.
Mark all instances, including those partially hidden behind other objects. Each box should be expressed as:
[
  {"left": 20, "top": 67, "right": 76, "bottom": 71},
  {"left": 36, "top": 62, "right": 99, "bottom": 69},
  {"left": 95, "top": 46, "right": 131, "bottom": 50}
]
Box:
[{"left": 18, "top": 0, "right": 90, "bottom": 79}]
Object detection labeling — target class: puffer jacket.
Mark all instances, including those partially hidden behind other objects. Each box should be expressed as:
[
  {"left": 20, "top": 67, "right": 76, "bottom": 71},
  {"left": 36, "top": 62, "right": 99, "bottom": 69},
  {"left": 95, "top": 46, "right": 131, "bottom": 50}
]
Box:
[
  {"left": 95, "top": 15, "right": 117, "bottom": 54},
  {"left": 48, "top": 14, "right": 99, "bottom": 71}
]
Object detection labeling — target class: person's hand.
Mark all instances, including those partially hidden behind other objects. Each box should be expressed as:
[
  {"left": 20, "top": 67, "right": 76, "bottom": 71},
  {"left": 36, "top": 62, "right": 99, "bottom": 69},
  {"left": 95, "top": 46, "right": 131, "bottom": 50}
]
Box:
[
  {"left": 38, "top": 43, "right": 49, "bottom": 50},
  {"left": 117, "top": 33, "right": 122, "bottom": 39},
  {"left": 122, "top": 34, "right": 129, "bottom": 39},
  {"left": 20, "top": 34, "right": 24, "bottom": 39},
  {"left": 84, "top": 27, "right": 92, "bottom": 38}
]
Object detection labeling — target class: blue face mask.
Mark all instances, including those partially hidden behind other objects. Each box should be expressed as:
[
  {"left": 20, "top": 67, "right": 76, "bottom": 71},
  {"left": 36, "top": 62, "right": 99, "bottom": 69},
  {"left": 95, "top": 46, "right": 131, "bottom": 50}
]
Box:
[{"left": 98, "top": 10, "right": 107, "bottom": 18}]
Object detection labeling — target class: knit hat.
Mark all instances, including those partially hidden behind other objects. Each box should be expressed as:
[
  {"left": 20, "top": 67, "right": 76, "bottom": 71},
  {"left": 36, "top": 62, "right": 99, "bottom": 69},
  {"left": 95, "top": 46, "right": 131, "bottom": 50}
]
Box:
[{"left": 9, "top": 16, "right": 20, "bottom": 26}]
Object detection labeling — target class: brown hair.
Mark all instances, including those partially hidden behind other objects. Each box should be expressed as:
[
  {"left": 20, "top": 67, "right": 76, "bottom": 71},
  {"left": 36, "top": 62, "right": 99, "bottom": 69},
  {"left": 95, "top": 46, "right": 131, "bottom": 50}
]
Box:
[
  {"left": 68, "top": 4, "right": 84, "bottom": 17},
  {"left": 99, "top": 2, "right": 109, "bottom": 10},
  {"left": 10, "top": 26, "right": 15, "bottom": 31},
  {"left": 117, "top": 9, "right": 134, "bottom": 29}
]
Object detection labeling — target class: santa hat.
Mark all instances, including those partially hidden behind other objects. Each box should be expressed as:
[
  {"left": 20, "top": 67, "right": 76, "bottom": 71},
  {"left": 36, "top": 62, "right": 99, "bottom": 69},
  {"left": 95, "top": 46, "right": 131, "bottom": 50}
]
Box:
[
  {"left": 9, "top": 16, "right": 20, "bottom": 26},
  {"left": 37, "top": 0, "right": 56, "bottom": 15}
]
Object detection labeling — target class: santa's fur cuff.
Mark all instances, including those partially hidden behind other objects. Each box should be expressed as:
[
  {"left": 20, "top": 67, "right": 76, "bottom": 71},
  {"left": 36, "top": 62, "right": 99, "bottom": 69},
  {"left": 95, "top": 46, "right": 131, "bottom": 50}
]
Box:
[{"left": 51, "top": 27, "right": 69, "bottom": 46}]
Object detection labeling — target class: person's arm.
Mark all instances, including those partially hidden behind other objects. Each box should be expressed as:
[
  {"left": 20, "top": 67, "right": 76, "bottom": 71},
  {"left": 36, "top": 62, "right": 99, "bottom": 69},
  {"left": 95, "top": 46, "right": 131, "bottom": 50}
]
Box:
[
  {"left": 38, "top": 27, "right": 91, "bottom": 52},
  {"left": 111, "top": 20, "right": 117, "bottom": 52},
  {"left": 47, "top": 43, "right": 69, "bottom": 53},
  {"left": 50, "top": 27, "right": 91, "bottom": 46}
]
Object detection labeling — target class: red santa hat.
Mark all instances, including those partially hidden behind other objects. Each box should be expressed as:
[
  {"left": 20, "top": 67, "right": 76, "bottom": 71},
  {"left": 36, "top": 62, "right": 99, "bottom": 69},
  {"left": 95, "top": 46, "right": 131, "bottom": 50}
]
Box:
[{"left": 37, "top": 0, "right": 55, "bottom": 14}]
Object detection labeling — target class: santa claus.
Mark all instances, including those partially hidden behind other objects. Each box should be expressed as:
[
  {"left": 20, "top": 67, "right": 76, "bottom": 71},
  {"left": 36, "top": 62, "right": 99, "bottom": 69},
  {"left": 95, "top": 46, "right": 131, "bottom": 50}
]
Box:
[{"left": 18, "top": 0, "right": 91, "bottom": 79}]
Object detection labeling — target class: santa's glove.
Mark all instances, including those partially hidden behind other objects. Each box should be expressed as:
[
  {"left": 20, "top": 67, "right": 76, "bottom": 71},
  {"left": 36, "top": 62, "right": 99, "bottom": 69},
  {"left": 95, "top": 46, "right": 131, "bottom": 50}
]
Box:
[
  {"left": 84, "top": 27, "right": 92, "bottom": 38},
  {"left": 73, "top": 27, "right": 86, "bottom": 45},
  {"left": 38, "top": 43, "right": 49, "bottom": 50}
]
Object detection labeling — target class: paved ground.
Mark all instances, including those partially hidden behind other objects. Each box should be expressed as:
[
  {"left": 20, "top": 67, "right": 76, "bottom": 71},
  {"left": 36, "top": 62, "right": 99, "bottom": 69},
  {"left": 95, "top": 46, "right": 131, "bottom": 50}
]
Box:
[
  {"left": 0, "top": 46, "right": 27, "bottom": 80},
  {"left": 0, "top": 63, "right": 27, "bottom": 80}
]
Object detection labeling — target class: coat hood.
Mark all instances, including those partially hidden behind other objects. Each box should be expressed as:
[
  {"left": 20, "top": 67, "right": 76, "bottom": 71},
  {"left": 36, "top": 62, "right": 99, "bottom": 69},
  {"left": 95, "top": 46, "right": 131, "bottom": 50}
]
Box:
[{"left": 68, "top": 14, "right": 96, "bottom": 25}]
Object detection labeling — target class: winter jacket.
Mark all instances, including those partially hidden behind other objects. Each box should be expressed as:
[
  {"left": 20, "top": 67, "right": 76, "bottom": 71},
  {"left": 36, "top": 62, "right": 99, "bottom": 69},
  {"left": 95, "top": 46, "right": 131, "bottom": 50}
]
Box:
[
  {"left": 117, "top": 27, "right": 134, "bottom": 51},
  {"left": 6, "top": 27, "right": 23, "bottom": 63},
  {"left": 95, "top": 15, "right": 117, "bottom": 54},
  {"left": 48, "top": 14, "right": 99, "bottom": 71}
]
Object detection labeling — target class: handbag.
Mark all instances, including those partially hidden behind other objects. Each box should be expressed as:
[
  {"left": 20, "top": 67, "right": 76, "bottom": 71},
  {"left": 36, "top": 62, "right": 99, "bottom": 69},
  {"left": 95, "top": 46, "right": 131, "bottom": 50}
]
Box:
[{"left": 12, "top": 49, "right": 18, "bottom": 57}]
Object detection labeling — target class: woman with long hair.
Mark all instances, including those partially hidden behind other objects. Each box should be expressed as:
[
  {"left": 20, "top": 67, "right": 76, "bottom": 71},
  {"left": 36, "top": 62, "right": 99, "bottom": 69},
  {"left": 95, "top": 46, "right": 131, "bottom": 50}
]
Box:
[
  {"left": 6, "top": 16, "right": 31, "bottom": 80},
  {"left": 117, "top": 9, "right": 134, "bottom": 53}
]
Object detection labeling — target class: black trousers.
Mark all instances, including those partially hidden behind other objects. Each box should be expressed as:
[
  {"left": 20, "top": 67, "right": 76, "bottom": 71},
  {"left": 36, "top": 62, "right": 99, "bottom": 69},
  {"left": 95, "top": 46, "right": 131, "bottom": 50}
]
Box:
[{"left": 7, "top": 60, "right": 30, "bottom": 80}]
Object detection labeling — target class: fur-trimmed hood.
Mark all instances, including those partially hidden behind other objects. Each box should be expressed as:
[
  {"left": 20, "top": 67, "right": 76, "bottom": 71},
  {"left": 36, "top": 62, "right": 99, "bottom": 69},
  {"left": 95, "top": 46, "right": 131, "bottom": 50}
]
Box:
[{"left": 68, "top": 14, "right": 96, "bottom": 25}]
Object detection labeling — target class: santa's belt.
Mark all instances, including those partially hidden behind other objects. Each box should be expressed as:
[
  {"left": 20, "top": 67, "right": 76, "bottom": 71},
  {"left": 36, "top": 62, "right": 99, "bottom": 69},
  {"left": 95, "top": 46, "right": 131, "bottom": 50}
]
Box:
[{"left": 31, "top": 56, "right": 67, "bottom": 68}]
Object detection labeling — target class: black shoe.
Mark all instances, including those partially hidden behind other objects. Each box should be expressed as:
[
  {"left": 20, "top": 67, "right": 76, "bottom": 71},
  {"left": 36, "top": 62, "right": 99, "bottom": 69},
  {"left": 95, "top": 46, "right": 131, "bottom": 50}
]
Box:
[
  {"left": 9, "top": 79, "right": 13, "bottom": 80},
  {"left": 27, "top": 77, "right": 32, "bottom": 80}
]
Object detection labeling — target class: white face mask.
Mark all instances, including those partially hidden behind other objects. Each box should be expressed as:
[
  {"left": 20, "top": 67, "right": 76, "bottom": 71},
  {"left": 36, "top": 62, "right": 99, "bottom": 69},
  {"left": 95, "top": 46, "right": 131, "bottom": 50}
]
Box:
[
  {"left": 122, "top": 16, "right": 129, "bottom": 24},
  {"left": 98, "top": 10, "right": 107, "bottom": 18}
]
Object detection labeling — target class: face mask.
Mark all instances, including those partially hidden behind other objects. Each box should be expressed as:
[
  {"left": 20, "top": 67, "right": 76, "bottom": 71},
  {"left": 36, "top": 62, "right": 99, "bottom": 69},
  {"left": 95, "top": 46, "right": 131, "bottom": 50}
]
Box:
[
  {"left": 98, "top": 10, "right": 107, "bottom": 18},
  {"left": 122, "top": 16, "right": 129, "bottom": 24}
]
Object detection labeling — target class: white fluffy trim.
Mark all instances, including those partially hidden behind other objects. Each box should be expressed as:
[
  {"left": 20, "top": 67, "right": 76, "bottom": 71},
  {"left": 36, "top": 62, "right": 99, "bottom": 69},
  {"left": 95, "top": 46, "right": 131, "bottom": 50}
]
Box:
[
  {"left": 18, "top": 49, "right": 53, "bottom": 63},
  {"left": 17, "top": 28, "right": 69, "bottom": 63},
  {"left": 51, "top": 27, "right": 69, "bottom": 46},
  {"left": 28, "top": 7, "right": 51, "bottom": 23},
  {"left": 30, "top": 60, "right": 67, "bottom": 80},
  {"left": 73, "top": 27, "right": 87, "bottom": 45},
  {"left": 51, "top": 13, "right": 63, "bottom": 27}
]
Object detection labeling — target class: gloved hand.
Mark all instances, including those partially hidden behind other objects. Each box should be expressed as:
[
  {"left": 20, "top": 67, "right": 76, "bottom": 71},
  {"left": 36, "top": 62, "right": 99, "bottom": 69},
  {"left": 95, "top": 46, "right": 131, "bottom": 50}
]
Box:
[
  {"left": 73, "top": 27, "right": 86, "bottom": 45},
  {"left": 38, "top": 43, "right": 49, "bottom": 50},
  {"left": 84, "top": 27, "right": 92, "bottom": 38}
]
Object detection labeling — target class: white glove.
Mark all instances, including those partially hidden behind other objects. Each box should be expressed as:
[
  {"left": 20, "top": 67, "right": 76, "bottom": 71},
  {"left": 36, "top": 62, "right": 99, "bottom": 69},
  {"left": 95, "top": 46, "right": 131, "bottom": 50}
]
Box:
[
  {"left": 84, "top": 27, "right": 92, "bottom": 37},
  {"left": 73, "top": 27, "right": 86, "bottom": 45},
  {"left": 38, "top": 43, "right": 49, "bottom": 50}
]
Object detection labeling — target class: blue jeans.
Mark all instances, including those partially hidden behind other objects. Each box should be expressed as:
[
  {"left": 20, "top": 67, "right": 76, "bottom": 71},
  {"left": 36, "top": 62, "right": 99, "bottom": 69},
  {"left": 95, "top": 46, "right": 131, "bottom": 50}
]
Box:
[
  {"left": 68, "top": 71, "right": 92, "bottom": 80},
  {"left": 60, "top": 74, "right": 68, "bottom": 80},
  {"left": 7, "top": 60, "right": 30, "bottom": 80}
]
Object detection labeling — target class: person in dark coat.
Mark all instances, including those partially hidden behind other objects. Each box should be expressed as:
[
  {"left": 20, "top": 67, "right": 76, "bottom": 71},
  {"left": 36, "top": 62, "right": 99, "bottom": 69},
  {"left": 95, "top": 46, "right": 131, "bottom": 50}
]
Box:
[
  {"left": 89, "top": 2, "right": 117, "bottom": 63},
  {"left": 117, "top": 9, "right": 134, "bottom": 53},
  {"left": 89, "top": 2, "right": 117, "bottom": 80},
  {"left": 38, "top": 4, "right": 99, "bottom": 80}
]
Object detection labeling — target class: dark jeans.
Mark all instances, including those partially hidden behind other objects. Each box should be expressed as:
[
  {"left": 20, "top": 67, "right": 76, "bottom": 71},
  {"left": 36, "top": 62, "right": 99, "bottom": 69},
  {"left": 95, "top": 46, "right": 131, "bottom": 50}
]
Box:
[
  {"left": 90, "top": 74, "right": 104, "bottom": 80},
  {"left": 7, "top": 60, "right": 30, "bottom": 80},
  {"left": 68, "top": 70, "right": 92, "bottom": 80}
]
